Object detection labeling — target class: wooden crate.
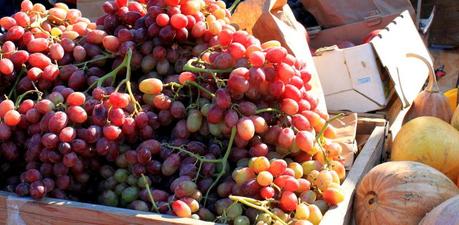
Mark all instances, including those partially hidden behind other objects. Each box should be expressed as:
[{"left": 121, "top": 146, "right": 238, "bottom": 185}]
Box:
[
  {"left": 0, "top": 118, "right": 387, "bottom": 225},
  {"left": 320, "top": 117, "right": 388, "bottom": 225},
  {"left": 0, "top": 191, "right": 218, "bottom": 225}
]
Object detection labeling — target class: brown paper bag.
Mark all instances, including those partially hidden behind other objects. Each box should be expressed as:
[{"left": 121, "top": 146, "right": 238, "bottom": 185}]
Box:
[
  {"left": 301, "top": 0, "right": 415, "bottom": 28},
  {"left": 231, "top": 0, "right": 327, "bottom": 112},
  {"left": 330, "top": 113, "right": 358, "bottom": 169}
]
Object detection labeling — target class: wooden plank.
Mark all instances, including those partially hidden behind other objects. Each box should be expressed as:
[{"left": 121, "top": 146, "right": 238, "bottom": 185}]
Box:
[
  {"left": 320, "top": 126, "right": 386, "bottom": 225},
  {"left": 356, "top": 118, "right": 387, "bottom": 135},
  {"left": 0, "top": 192, "right": 219, "bottom": 225},
  {"left": 388, "top": 107, "right": 409, "bottom": 141}
]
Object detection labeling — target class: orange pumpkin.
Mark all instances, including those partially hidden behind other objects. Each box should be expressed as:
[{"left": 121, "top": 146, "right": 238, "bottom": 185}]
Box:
[
  {"left": 419, "top": 195, "right": 459, "bottom": 225},
  {"left": 354, "top": 161, "right": 459, "bottom": 225}
]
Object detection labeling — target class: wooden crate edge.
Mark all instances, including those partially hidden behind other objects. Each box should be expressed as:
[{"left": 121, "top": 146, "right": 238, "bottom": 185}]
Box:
[
  {"left": 0, "top": 191, "right": 220, "bottom": 225},
  {"left": 319, "top": 122, "right": 387, "bottom": 225}
]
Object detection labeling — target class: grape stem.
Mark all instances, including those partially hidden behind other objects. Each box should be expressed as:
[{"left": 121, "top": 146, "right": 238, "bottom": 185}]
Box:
[
  {"left": 228, "top": 0, "right": 242, "bottom": 12},
  {"left": 204, "top": 127, "right": 237, "bottom": 206},
  {"left": 140, "top": 174, "right": 159, "bottom": 213},
  {"left": 85, "top": 51, "right": 131, "bottom": 92},
  {"left": 14, "top": 90, "right": 43, "bottom": 107},
  {"left": 66, "top": 54, "right": 114, "bottom": 68},
  {"left": 185, "top": 81, "right": 215, "bottom": 98},
  {"left": 161, "top": 143, "right": 221, "bottom": 163},
  {"left": 85, "top": 49, "right": 142, "bottom": 114},
  {"left": 164, "top": 81, "right": 215, "bottom": 99},
  {"left": 316, "top": 113, "right": 346, "bottom": 166},
  {"left": 229, "top": 195, "right": 288, "bottom": 225},
  {"left": 255, "top": 107, "right": 282, "bottom": 114},
  {"left": 8, "top": 67, "right": 26, "bottom": 99},
  {"left": 183, "top": 58, "right": 234, "bottom": 74}
]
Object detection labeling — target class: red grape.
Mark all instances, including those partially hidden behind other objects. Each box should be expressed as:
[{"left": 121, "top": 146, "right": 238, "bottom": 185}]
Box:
[
  {"left": 0, "top": 100, "right": 14, "bottom": 117},
  {"left": 0, "top": 17, "right": 16, "bottom": 29},
  {"left": 49, "top": 43, "right": 65, "bottom": 61},
  {"left": 0, "top": 59, "right": 14, "bottom": 76},
  {"left": 27, "top": 38, "right": 49, "bottom": 53},
  {"left": 67, "top": 106, "right": 87, "bottom": 123},
  {"left": 3, "top": 110, "right": 21, "bottom": 126},
  {"left": 109, "top": 92, "right": 130, "bottom": 108},
  {"left": 28, "top": 53, "right": 51, "bottom": 69},
  {"left": 66, "top": 92, "right": 86, "bottom": 106}
]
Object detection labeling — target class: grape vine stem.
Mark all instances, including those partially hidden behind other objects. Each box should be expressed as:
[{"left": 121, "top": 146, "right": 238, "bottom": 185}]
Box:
[
  {"left": 316, "top": 113, "right": 346, "bottom": 166},
  {"left": 140, "top": 174, "right": 159, "bottom": 213},
  {"left": 255, "top": 107, "right": 282, "bottom": 114},
  {"left": 161, "top": 143, "right": 221, "bottom": 163},
  {"left": 15, "top": 90, "right": 42, "bottom": 107},
  {"left": 68, "top": 54, "right": 114, "bottom": 68},
  {"left": 229, "top": 195, "right": 288, "bottom": 225},
  {"left": 183, "top": 58, "right": 234, "bottom": 74},
  {"left": 204, "top": 127, "right": 237, "bottom": 206},
  {"left": 8, "top": 67, "right": 25, "bottom": 99}
]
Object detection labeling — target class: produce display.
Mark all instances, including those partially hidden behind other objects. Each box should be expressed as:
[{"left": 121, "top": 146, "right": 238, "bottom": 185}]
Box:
[
  {"left": 419, "top": 195, "right": 459, "bottom": 225},
  {"left": 354, "top": 161, "right": 459, "bottom": 225},
  {"left": 0, "top": 0, "right": 347, "bottom": 225}
]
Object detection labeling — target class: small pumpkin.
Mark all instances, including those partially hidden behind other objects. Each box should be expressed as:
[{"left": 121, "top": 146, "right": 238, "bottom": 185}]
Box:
[
  {"left": 402, "top": 53, "right": 452, "bottom": 124},
  {"left": 391, "top": 116, "right": 459, "bottom": 181},
  {"left": 419, "top": 195, "right": 459, "bottom": 225},
  {"left": 354, "top": 161, "right": 459, "bottom": 225}
]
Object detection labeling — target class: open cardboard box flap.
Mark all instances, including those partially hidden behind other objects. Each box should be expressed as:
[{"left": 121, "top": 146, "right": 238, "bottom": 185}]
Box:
[
  {"left": 371, "top": 11, "right": 431, "bottom": 108},
  {"left": 310, "top": 11, "right": 430, "bottom": 112}
]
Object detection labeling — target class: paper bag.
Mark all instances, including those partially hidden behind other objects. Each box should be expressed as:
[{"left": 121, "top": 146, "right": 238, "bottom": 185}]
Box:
[
  {"left": 301, "top": 0, "right": 415, "bottom": 28},
  {"left": 231, "top": 0, "right": 327, "bottom": 112},
  {"left": 330, "top": 113, "right": 358, "bottom": 169}
]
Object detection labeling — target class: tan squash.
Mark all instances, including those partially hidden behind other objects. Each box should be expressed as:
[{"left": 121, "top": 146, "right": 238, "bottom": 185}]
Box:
[
  {"left": 402, "top": 53, "right": 452, "bottom": 124},
  {"left": 391, "top": 116, "right": 459, "bottom": 182},
  {"left": 419, "top": 195, "right": 459, "bottom": 225},
  {"left": 354, "top": 161, "right": 459, "bottom": 225}
]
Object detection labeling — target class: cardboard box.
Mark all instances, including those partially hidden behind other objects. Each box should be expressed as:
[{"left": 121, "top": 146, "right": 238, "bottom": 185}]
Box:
[
  {"left": 77, "top": 0, "right": 106, "bottom": 21},
  {"left": 309, "top": 11, "right": 432, "bottom": 112}
]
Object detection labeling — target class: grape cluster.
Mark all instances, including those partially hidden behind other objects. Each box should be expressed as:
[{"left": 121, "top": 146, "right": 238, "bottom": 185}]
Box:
[
  {"left": 0, "top": 1, "right": 103, "bottom": 95},
  {"left": 0, "top": 0, "right": 346, "bottom": 225}
]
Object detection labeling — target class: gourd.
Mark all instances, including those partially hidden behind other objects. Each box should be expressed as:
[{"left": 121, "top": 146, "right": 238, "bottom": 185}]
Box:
[
  {"left": 419, "top": 195, "right": 459, "bottom": 225},
  {"left": 402, "top": 53, "right": 452, "bottom": 124},
  {"left": 354, "top": 161, "right": 459, "bottom": 225},
  {"left": 391, "top": 116, "right": 459, "bottom": 182}
]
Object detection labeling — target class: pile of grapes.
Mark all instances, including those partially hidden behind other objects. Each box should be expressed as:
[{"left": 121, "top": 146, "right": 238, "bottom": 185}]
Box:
[{"left": 0, "top": 0, "right": 345, "bottom": 225}]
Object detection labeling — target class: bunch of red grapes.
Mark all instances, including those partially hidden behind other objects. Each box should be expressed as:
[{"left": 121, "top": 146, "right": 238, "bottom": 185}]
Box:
[{"left": 0, "top": 0, "right": 346, "bottom": 225}]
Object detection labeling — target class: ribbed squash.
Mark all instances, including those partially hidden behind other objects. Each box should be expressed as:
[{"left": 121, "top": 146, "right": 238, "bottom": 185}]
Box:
[
  {"left": 391, "top": 116, "right": 459, "bottom": 182},
  {"left": 419, "top": 195, "right": 459, "bottom": 225},
  {"left": 354, "top": 161, "right": 459, "bottom": 225}
]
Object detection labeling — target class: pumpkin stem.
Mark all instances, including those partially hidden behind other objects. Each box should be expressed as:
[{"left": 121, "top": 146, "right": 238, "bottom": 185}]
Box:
[
  {"left": 365, "top": 191, "right": 378, "bottom": 210},
  {"left": 406, "top": 53, "right": 439, "bottom": 93}
]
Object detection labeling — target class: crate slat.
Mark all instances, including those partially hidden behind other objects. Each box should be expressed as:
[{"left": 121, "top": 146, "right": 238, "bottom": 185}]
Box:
[
  {"left": 320, "top": 125, "right": 387, "bottom": 225},
  {"left": 0, "top": 191, "right": 218, "bottom": 225}
]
